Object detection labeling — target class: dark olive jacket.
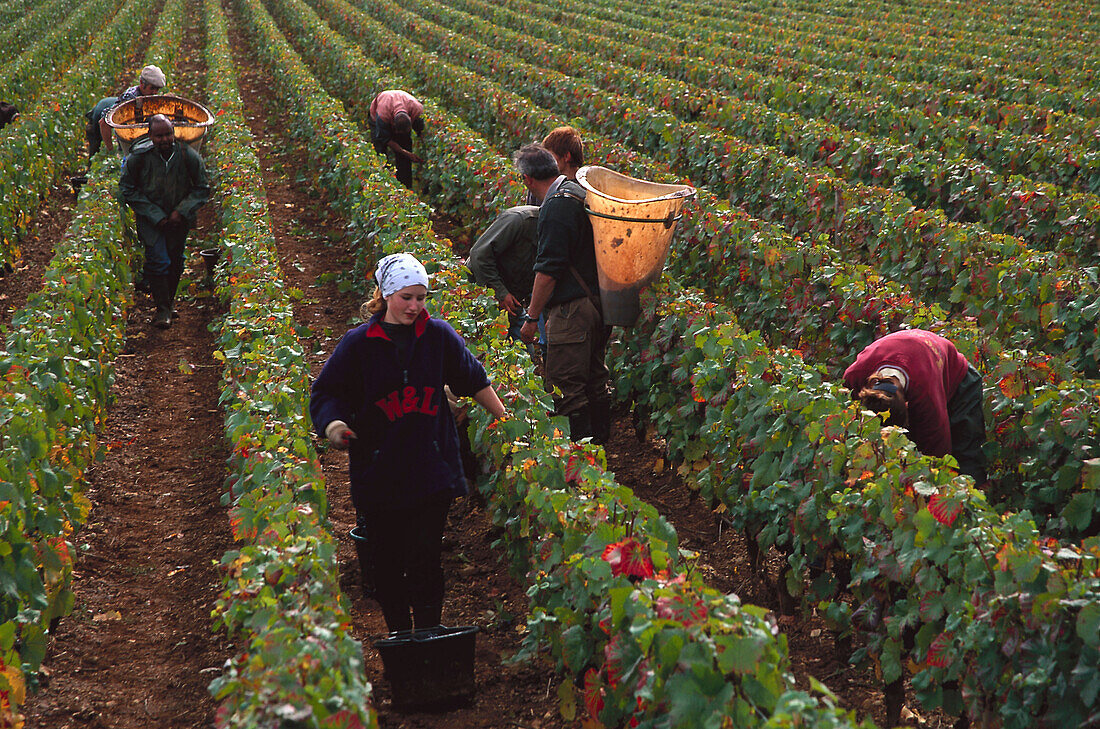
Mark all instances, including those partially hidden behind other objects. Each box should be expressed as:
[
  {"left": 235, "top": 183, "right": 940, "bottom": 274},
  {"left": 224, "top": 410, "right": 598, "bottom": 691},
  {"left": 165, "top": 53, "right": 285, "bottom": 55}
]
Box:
[{"left": 119, "top": 137, "right": 209, "bottom": 225}]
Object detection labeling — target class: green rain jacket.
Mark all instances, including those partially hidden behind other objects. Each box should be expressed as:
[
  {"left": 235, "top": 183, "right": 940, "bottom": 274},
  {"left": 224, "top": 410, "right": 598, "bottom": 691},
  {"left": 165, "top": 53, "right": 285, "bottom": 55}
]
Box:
[{"left": 119, "top": 137, "right": 210, "bottom": 225}]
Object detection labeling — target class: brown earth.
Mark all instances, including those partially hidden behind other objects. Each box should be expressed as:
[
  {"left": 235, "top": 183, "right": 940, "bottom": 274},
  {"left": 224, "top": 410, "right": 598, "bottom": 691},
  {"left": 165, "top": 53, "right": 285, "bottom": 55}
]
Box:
[
  {"left": 0, "top": 180, "right": 79, "bottom": 330},
  {"left": 18, "top": 0, "right": 945, "bottom": 727}
]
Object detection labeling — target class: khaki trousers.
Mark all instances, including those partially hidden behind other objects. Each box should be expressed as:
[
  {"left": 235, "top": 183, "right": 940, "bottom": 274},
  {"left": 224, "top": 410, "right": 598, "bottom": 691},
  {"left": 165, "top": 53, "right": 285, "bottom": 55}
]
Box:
[{"left": 545, "top": 296, "right": 611, "bottom": 417}]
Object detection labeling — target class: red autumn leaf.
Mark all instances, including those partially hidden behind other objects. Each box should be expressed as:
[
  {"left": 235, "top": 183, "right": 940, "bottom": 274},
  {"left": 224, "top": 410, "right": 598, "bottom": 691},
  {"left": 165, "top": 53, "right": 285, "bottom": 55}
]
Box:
[
  {"left": 602, "top": 538, "right": 655, "bottom": 580},
  {"left": 320, "top": 709, "right": 366, "bottom": 728},
  {"left": 928, "top": 493, "right": 962, "bottom": 526},
  {"left": 927, "top": 632, "right": 952, "bottom": 667},
  {"left": 998, "top": 373, "right": 1026, "bottom": 398},
  {"left": 918, "top": 591, "right": 942, "bottom": 621},
  {"left": 565, "top": 450, "right": 596, "bottom": 482},
  {"left": 603, "top": 635, "right": 624, "bottom": 689},
  {"left": 655, "top": 594, "right": 708, "bottom": 625},
  {"left": 583, "top": 668, "right": 604, "bottom": 718}
]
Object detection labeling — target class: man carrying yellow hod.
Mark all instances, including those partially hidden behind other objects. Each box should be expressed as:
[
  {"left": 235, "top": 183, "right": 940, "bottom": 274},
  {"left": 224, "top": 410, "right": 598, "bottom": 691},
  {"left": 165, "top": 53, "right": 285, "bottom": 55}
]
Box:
[{"left": 119, "top": 114, "right": 209, "bottom": 330}]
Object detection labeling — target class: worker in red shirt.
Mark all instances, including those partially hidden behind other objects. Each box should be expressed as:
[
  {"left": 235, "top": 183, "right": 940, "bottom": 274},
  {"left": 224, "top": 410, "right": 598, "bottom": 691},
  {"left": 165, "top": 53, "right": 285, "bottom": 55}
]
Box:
[
  {"left": 843, "top": 329, "right": 987, "bottom": 483},
  {"left": 368, "top": 89, "right": 424, "bottom": 189}
]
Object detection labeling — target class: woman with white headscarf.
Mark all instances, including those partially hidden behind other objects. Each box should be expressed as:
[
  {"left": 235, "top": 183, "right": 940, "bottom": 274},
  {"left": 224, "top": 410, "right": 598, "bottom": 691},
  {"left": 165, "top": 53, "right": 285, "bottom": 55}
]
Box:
[{"left": 310, "top": 253, "right": 505, "bottom": 635}]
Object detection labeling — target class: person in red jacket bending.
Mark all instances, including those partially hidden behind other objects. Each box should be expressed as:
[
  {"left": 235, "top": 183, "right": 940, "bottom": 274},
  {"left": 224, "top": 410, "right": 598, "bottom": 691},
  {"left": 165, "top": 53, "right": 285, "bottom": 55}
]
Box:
[
  {"left": 368, "top": 89, "right": 424, "bottom": 189},
  {"left": 843, "top": 329, "right": 987, "bottom": 484}
]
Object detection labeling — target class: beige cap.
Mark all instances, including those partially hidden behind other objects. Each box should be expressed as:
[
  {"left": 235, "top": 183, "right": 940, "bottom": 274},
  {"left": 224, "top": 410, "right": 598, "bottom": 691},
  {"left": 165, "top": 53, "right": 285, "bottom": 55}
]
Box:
[{"left": 139, "top": 65, "right": 166, "bottom": 88}]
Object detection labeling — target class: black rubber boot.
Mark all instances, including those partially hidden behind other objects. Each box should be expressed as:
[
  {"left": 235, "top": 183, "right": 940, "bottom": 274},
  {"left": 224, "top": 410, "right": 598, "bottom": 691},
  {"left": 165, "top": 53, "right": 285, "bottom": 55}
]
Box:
[
  {"left": 350, "top": 522, "right": 375, "bottom": 599},
  {"left": 380, "top": 601, "right": 413, "bottom": 635},
  {"left": 567, "top": 407, "right": 593, "bottom": 442},
  {"left": 412, "top": 604, "right": 443, "bottom": 636},
  {"left": 149, "top": 275, "right": 173, "bottom": 329},
  {"left": 590, "top": 398, "right": 611, "bottom": 446},
  {"left": 167, "top": 269, "right": 182, "bottom": 320}
]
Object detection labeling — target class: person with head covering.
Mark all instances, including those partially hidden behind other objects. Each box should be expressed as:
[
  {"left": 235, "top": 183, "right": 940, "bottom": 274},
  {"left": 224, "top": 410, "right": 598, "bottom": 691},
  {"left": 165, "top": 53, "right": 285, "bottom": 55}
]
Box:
[
  {"left": 310, "top": 253, "right": 506, "bottom": 635},
  {"left": 843, "top": 328, "right": 988, "bottom": 483},
  {"left": 87, "top": 65, "right": 167, "bottom": 156},
  {"left": 116, "top": 64, "right": 167, "bottom": 105},
  {"left": 368, "top": 89, "right": 425, "bottom": 189},
  {"left": 119, "top": 114, "right": 209, "bottom": 329}
]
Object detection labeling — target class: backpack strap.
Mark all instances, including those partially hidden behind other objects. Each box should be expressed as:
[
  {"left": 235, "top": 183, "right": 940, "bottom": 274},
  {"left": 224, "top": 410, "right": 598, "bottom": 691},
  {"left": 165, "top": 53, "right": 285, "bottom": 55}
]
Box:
[
  {"left": 546, "top": 183, "right": 602, "bottom": 311},
  {"left": 569, "top": 265, "right": 601, "bottom": 312}
]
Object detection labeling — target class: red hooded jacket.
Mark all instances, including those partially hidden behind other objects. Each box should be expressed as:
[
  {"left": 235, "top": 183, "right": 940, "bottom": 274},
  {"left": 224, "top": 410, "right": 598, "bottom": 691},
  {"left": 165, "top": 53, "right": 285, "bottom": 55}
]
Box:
[{"left": 843, "top": 330, "right": 970, "bottom": 457}]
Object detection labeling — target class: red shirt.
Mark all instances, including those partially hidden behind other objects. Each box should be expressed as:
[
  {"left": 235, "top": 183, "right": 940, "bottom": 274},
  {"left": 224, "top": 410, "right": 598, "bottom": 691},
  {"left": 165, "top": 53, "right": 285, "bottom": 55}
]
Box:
[
  {"left": 368, "top": 90, "right": 423, "bottom": 124},
  {"left": 843, "top": 330, "right": 970, "bottom": 457}
]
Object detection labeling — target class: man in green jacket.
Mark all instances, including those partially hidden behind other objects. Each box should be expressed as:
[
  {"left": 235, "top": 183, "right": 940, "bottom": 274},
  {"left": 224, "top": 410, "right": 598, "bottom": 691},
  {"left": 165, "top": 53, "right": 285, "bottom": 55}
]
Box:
[
  {"left": 465, "top": 204, "right": 546, "bottom": 354},
  {"left": 119, "top": 115, "right": 210, "bottom": 329}
]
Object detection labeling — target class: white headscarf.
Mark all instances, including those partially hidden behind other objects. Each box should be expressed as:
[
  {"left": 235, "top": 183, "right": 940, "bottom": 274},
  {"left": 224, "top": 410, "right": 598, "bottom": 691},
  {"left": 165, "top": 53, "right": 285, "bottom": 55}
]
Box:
[{"left": 375, "top": 253, "right": 429, "bottom": 298}]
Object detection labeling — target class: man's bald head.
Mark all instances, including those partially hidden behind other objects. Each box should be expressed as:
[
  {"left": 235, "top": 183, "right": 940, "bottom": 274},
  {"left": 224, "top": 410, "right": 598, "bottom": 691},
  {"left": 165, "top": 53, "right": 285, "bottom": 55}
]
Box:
[
  {"left": 149, "top": 114, "right": 175, "bottom": 155},
  {"left": 149, "top": 114, "right": 174, "bottom": 132}
]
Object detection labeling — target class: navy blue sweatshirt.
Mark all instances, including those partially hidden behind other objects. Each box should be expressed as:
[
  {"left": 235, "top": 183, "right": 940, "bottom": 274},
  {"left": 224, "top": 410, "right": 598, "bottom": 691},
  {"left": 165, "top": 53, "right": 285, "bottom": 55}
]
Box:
[{"left": 309, "top": 309, "right": 491, "bottom": 510}]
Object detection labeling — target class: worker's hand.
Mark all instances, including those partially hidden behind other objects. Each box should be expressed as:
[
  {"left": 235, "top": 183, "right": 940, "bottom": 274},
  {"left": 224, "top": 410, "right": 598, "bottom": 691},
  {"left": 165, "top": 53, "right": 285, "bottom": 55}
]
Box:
[
  {"left": 446, "top": 387, "right": 470, "bottom": 426},
  {"left": 167, "top": 210, "right": 186, "bottom": 229},
  {"left": 407, "top": 151, "right": 424, "bottom": 164},
  {"left": 325, "top": 421, "right": 357, "bottom": 450},
  {"left": 519, "top": 319, "right": 538, "bottom": 344},
  {"left": 154, "top": 217, "right": 169, "bottom": 230},
  {"left": 499, "top": 293, "right": 521, "bottom": 315}
]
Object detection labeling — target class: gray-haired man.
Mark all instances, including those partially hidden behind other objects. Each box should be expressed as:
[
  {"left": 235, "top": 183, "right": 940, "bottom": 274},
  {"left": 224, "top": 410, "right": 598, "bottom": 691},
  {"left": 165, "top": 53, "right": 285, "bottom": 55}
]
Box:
[{"left": 515, "top": 144, "right": 611, "bottom": 444}]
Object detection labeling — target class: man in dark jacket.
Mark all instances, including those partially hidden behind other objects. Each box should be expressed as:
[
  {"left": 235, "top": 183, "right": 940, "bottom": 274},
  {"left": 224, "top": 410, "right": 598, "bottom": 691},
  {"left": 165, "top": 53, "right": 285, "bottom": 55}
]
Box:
[
  {"left": 119, "top": 114, "right": 209, "bottom": 329},
  {"left": 515, "top": 144, "right": 611, "bottom": 444},
  {"left": 466, "top": 204, "right": 547, "bottom": 351},
  {"left": 85, "top": 96, "right": 118, "bottom": 157},
  {"left": 0, "top": 102, "right": 18, "bottom": 130}
]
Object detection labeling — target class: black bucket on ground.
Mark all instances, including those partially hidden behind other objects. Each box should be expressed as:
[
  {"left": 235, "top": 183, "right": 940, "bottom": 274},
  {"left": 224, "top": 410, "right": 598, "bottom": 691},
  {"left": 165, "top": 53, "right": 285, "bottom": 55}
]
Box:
[
  {"left": 349, "top": 525, "right": 375, "bottom": 598},
  {"left": 373, "top": 625, "right": 479, "bottom": 711},
  {"left": 199, "top": 247, "right": 220, "bottom": 279}
]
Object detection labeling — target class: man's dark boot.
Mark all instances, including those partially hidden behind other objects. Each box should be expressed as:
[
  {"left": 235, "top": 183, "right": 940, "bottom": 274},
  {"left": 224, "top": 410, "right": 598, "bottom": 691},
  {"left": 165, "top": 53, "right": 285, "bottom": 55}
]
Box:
[
  {"left": 590, "top": 398, "right": 611, "bottom": 446},
  {"left": 149, "top": 275, "right": 172, "bottom": 329},
  {"left": 167, "top": 270, "right": 182, "bottom": 320},
  {"left": 568, "top": 407, "right": 593, "bottom": 442}
]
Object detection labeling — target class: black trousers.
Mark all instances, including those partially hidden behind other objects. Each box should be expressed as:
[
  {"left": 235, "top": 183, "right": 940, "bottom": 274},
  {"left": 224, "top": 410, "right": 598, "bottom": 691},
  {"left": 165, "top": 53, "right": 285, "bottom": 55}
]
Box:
[
  {"left": 362, "top": 490, "right": 451, "bottom": 633},
  {"left": 370, "top": 117, "right": 424, "bottom": 190},
  {"left": 86, "top": 118, "right": 102, "bottom": 156},
  {"left": 948, "top": 364, "right": 988, "bottom": 484}
]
